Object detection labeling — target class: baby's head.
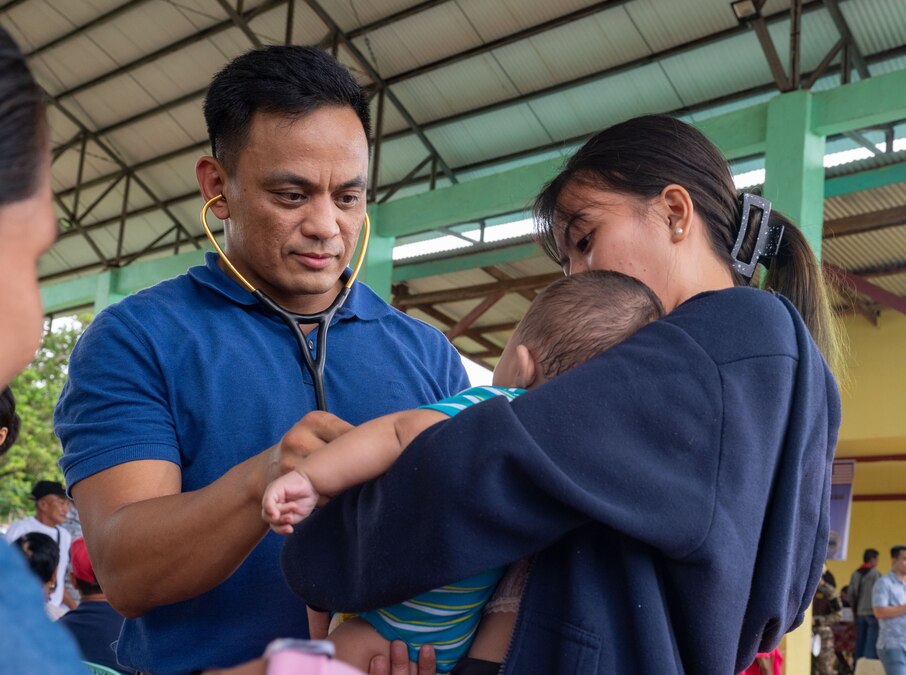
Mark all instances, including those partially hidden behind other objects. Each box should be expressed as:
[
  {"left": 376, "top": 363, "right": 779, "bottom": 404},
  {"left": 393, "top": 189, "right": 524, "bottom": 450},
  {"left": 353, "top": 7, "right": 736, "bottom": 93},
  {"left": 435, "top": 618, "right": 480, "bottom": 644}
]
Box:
[{"left": 492, "top": 271, "right": 663, "bottom": 389}]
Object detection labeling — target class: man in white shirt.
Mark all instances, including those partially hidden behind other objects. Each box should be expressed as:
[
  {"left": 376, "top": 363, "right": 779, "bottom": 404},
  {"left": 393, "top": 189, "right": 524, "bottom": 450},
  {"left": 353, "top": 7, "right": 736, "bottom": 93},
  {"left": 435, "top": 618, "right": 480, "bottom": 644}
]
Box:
[{"left": 6, "top": 480, "right": 78, "bottom": 614}]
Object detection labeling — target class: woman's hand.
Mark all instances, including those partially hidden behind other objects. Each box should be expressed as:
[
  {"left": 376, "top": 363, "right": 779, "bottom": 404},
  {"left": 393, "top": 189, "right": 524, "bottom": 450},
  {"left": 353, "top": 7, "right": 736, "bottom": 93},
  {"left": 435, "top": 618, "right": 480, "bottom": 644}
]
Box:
[{"left": 369, "top": 641, "right": 436, "bottom": 675}]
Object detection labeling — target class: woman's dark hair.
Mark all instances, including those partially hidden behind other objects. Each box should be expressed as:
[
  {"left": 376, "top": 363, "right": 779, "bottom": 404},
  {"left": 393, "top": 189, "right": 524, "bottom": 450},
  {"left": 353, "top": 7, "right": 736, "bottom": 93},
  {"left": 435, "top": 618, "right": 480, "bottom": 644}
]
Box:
[
  {"left": 0, "top": 386, "right": 21, "bottom": 454},
  {"left": 0, "top": 25, "right": 45, "bottom": 205},
  {"left": 14, "top": 532, "right": 59, "bottom": 585},
  {"left": 534, "top": 114, "right": 843, "bottom": 375},
  {"left": 203, "top": 45, "right": 371, "bottom": 170}
]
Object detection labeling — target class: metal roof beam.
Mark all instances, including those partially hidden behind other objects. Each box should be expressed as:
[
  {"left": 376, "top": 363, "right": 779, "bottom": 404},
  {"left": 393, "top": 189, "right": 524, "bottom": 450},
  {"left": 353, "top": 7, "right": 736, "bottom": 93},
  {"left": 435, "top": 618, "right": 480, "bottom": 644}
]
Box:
[
  {"left": 824, "top": 263, "right": 906, "bottom": 317},
  {"left": 216, "top": 0, "right": 263, "bottom": 48},
  {"left": 822, "top": 0, "right": 871, "bottom": 80},
  {"left": 395, "top": 272, "right": 560, "bottom": 307},
  {"left": 41, "top": 250, "right": 207, "bottom": 314},
  {"left": 384, "top": 0, "right": 634, "bottom": 86},
  {"left": 51, "top": 1, "right": 891, "bottom": 201},
  {"left": 825, "top": 161, "right": 906, "bottom": 197},
  {"left": 380, "top": 0, "right": 835, "bottom": 146},
  {"left": 51, "top": 0, "right": 287, "bottom": 101},
  {"left": 409, "top": 304, "right": 501, "bottom": 368},
  {"left": 812, "top": 68, "right": 906, "bottom": 136},
  {"left": 0, "top": 0, "right": 29, "bottom": 12},
  {"left": 375, "top": 69, "right": 906, "bottom": 239},
  {"left": 445, "top": 291, "right": 506, "bottom": 340},
  {"left": 25, "top": 0, "right": 154, "bottom": 58},
  {"left": 392, "top": 242, "right": 542, "bottom": 283},
  {"left": 345, "top": 0, "right": 450, "bottom": 40},
  {"left": 303, "top": 0, "right": 458, "bottom": 184},
  {"left": 824, "top": 206, "right": 906, "bottom": 238},
  {"left": 43, "top": 86, "right": 201, "bottom": 255}
]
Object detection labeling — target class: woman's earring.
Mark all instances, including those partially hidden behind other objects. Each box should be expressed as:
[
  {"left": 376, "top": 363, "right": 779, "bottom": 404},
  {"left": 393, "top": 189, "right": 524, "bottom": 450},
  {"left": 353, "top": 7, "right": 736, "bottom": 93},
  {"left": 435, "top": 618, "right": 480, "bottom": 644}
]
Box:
[{"left": 676, "top": 227, "right": 684, "bottom": 235}]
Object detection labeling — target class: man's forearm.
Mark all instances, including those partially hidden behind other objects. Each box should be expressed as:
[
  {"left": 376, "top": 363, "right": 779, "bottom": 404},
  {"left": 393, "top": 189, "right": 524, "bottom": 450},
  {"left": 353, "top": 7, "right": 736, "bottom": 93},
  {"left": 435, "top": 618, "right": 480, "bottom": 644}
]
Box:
[
  {"left": 74, "top": 451, "right": 271, "bottom": 618},
  {"left": 874, "top": 604, "right": 906, "bottom": 619}
]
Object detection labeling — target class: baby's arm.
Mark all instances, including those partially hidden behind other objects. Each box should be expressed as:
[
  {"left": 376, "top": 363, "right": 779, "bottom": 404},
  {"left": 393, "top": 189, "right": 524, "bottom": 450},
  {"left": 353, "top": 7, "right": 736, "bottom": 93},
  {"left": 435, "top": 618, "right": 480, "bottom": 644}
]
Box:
[
  {"left": 262, "top": 408, "right": 448, "bottom": 532},
  {"left": 301, "top": 408, "right": 449, "bottom": 497}
]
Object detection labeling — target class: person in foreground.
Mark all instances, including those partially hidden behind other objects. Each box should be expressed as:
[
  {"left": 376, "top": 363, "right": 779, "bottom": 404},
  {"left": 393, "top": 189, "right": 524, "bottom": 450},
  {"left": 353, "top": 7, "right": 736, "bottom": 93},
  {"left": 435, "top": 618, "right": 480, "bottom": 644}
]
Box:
[
  {"left": 54, "top": 45, "right": 467, "bottom": 674},
  {"left": 264, "top": 271, "right": 663, "bottom": 673},
  {"left": 0, "top": 24, "right": 87, "bottom": 675},
  {"left": 279, "top": 115, "right": 843, "bottom": 674}
]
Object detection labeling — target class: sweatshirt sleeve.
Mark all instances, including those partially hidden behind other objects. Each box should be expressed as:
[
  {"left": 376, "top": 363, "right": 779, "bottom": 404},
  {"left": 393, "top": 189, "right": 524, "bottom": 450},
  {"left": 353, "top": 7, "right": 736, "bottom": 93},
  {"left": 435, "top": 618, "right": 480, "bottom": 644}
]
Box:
[{"left": 282, "top": 320, "right": 724, "bottom": 612}]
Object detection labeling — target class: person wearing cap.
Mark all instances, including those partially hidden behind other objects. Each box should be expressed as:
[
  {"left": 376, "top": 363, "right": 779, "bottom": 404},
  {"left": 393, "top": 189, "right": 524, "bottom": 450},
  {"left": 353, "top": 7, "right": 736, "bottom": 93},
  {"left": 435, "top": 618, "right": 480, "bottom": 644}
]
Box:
[
  {"left": 5, "top": 480, "right": 78, "bottom": 612},
  {"left": 59, "top": 537, "right": 134, "bottom": 673}
]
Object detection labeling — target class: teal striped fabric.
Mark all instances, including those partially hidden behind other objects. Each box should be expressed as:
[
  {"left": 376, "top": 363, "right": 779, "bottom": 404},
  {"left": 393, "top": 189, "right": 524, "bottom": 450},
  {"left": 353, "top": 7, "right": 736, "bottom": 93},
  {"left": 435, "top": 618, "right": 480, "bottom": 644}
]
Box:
[
  {"left": 357, "top": 386, "right": 525, "bottom": 671},
  {"left": 421, "top": 385, "right": 524, "bottom": 417}
]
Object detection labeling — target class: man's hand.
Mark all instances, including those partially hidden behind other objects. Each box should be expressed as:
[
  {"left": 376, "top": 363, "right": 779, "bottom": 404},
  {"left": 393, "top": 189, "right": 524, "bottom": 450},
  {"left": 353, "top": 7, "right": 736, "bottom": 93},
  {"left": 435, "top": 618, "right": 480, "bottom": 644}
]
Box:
[
  {"left": 369, "top": 641, "right": 436, "bottom": 675},
  {"left": 264, "top": 411, "right": 353, "bottom": 489}
]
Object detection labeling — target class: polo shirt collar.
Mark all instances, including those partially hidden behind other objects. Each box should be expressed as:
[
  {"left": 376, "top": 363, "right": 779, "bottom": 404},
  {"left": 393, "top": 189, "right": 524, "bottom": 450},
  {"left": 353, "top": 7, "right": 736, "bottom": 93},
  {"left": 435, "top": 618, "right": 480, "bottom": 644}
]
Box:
[{"left": 189, "top": 251, "right": 391, "bottom": 321}]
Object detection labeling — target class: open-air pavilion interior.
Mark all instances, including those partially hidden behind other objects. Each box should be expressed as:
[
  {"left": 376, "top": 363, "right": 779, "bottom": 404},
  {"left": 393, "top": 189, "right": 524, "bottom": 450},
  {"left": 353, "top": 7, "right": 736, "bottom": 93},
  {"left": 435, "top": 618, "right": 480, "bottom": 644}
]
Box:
[{"left": 3, "top": 0, "right": 906, "bottom": 669}]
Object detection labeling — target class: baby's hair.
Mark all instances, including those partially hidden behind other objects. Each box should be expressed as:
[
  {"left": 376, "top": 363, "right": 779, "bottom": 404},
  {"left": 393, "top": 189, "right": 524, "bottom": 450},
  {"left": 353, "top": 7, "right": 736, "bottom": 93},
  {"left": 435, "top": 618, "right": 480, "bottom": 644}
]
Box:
[{"left": 516, "top": 270, "right": 664, "bottom": 379}]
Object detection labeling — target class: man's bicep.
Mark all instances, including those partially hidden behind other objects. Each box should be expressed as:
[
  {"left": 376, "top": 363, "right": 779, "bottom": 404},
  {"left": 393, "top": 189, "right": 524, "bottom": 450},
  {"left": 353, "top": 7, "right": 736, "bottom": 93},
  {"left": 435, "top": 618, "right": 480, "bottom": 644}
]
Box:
[{"left": 73, "top": 460, "right": 181, "bottom": 555}]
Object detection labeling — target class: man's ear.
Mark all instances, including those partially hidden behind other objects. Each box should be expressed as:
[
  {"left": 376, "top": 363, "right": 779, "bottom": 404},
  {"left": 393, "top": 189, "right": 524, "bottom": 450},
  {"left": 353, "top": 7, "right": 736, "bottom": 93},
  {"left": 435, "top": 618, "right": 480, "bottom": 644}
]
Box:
[
  {"left": 660, "top": 183, "right": 694, "bottom": 243},
  {"left": 195, "top": 156, "right": 230, "bottom": 221},
  {"left": 513, "top": 344, "right": 542, "bottom": 389},
  {"left": 0, "top": 426, "right": 7, "bottom": 447}
]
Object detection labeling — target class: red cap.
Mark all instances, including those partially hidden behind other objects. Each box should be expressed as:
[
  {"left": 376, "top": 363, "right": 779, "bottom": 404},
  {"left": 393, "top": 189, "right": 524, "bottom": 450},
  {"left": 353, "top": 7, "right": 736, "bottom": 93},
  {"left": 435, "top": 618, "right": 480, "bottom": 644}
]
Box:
[{"left": 70, "top": 537, "right": 96, "bottom": 584}]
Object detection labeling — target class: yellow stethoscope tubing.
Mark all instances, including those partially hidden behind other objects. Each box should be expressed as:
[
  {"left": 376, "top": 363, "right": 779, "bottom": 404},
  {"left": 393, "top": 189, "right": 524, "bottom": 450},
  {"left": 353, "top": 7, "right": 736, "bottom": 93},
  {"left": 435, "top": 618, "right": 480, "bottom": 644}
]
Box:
[{"left": 199, "top": 193, "right": 371, "bottom": 293}]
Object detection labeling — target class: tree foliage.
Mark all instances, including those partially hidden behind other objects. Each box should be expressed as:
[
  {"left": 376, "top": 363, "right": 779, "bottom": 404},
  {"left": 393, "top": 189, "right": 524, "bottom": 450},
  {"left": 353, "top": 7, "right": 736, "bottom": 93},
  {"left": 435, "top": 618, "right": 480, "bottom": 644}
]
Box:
[{"left": 0, "top": 315, "right": 91, "bottom": 520}]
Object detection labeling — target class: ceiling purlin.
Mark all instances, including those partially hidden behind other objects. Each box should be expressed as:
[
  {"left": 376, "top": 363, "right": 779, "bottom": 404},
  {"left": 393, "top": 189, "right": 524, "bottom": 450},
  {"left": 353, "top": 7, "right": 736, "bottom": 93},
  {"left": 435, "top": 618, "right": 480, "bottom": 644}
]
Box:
[
  {"left": 384, "top": 0, "right": 635, "bottom": 87},
  {"left": 302, "top": 0, "right": 458, "bottom": 185},
  {"left": 42, "top": 84, "right": 201, "bottom": 262},
  {"left": 52, "top": 0, "right": 830, "bottom": 203},
  {"left": 51, "top": 0, "right": 288, "bottom": 102},
  {"left": 25, "top": 0, "right": 155, "bottom": 59}
]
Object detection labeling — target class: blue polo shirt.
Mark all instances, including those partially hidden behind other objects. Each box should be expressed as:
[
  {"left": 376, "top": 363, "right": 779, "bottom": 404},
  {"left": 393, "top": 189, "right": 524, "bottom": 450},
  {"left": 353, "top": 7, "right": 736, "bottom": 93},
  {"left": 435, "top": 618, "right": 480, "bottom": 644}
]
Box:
[
  {"left": 874, "top": 571, "right": 906, "bottom": 650},
  {"left": 55, "top": 252, "right": 468, "bottom": 674}
]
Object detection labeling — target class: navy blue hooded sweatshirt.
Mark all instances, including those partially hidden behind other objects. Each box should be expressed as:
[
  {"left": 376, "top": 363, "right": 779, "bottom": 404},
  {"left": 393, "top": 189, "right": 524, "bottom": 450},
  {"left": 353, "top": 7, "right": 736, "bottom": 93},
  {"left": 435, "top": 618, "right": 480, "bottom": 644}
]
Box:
[{"left": 282, "top": 287, "right": 841, "bottom": 674}]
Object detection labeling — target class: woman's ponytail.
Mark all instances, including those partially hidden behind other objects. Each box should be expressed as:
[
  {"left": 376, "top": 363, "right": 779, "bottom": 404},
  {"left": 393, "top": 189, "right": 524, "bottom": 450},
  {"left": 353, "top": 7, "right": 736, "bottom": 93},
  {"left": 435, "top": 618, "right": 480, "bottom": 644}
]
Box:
[{"left": 760, "top": 214, "right": 846, "bottom": 378}]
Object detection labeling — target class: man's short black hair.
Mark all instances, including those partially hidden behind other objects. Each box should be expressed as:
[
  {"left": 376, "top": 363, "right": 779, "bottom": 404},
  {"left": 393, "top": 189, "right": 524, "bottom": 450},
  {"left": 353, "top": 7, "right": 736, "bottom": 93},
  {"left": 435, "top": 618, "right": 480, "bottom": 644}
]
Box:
[
  {"left": 892, "top": 545, "right": 906, "bottom": 560},
  {"left": 203, "top": 45, "right": 371, "bottom": 170},
  {"left": 864, "top": 548, "right": 879, "bottom": 563}
]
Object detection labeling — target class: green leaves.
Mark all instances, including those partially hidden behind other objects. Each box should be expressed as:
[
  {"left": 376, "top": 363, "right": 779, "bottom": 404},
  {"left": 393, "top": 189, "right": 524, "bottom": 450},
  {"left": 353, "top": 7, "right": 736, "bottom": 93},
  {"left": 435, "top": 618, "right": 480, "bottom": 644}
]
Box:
[{"left": 1, "top": 314, "right": 91, "bottom": 520}]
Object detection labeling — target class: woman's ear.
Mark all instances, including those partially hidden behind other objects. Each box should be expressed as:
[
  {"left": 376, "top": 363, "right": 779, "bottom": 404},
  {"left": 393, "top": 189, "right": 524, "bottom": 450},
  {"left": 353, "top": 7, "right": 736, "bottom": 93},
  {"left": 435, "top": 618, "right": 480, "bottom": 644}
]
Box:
[
  {"left": 661, "top": 184, "right": 694, "bottom": 243},
  {"left": 195, "top": 156, "right": 230, "bottom": 221},
  {"left": 0, "top": 426, "right": 7, "bottom": 447}
]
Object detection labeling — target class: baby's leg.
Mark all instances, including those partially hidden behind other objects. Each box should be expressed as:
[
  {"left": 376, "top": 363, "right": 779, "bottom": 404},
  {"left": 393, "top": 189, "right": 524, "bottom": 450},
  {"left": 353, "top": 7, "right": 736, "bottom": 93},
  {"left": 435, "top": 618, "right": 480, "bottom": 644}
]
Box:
[{"left": 330, "top": 616, "right": 417, "bottom": 675}]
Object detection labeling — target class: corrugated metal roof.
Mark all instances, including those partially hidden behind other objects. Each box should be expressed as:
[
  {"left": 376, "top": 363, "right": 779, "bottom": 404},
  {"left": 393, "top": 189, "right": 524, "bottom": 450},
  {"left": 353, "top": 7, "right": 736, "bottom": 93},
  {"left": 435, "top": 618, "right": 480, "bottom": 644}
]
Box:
[
  {"left": 4, "top": 0, "right": 905, "bottom": 353},
  {"left": 826, "top": 183, "right": 906, "bottom": 219},
  {"left": 824, "top": 225, "right": 906, "bottom": 272}
]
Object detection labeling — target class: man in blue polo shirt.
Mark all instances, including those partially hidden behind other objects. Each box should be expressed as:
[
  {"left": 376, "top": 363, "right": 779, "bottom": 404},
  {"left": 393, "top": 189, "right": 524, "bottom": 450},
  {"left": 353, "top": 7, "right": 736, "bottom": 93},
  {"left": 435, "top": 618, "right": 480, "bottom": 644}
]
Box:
[{"left": 55, "top": 46, "right": 467, "bottom": 675}]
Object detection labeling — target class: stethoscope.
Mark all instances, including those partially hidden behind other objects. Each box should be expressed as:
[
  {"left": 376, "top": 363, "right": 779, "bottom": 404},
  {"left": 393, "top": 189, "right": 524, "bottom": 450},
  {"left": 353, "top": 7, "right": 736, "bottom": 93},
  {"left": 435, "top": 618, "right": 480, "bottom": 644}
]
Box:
[{"left": 201, "top": 194, "right": 370, "bottom": 412}]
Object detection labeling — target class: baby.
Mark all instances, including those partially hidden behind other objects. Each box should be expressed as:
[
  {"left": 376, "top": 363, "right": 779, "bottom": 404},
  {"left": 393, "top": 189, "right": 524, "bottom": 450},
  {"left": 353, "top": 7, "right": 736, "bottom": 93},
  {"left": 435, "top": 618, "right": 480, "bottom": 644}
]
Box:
[{"left": 263, "top": 270, "right": 664, "bottom": 673}]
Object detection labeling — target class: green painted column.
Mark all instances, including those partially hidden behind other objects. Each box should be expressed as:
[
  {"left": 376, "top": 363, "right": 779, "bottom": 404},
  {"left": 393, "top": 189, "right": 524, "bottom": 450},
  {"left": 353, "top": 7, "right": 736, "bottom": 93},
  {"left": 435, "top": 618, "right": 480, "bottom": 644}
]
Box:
[
  {"left": 763, "top": 90, "right": 826, "bottom": 256},
  {"left": 762, "top": 88, "right": 826, "bottom": 675},
  {"left": 358, "top": 212, "right": 395, "bottom": 302},
  {"left": 93, "top": 269, "right": 125, "bottom": 312}
]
